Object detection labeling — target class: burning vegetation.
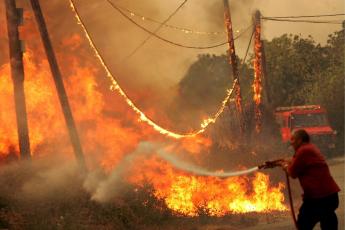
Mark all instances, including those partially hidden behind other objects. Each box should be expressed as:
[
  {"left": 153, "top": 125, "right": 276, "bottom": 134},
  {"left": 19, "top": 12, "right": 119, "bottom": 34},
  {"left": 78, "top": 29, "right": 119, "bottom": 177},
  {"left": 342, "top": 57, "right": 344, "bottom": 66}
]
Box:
[
  {"left": 253, "top": 11, "right": 263, "bottom": 133},
  {"left": 139, "top": 170, "right": 287, "bottom": 216},
  {"left": 6, "top": 0, "right": 345, "bottom": 228},
  {"left": 0, "top": 8, "right": 291, "bottom": 227}
]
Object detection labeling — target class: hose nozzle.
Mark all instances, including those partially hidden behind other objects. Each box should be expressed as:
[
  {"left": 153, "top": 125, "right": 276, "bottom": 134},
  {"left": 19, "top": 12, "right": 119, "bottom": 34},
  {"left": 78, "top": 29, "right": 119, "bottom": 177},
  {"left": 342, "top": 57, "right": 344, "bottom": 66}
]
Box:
[{"left": 258, "top": 159, "right": 284, "bottom": 169}]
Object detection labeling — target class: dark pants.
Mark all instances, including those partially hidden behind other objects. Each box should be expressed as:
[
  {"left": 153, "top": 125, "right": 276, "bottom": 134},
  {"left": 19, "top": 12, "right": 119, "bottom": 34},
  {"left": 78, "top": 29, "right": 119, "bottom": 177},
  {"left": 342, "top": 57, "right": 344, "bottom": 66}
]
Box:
[{"left": 297, "top": 193, "right": 339, "bottom": 230}]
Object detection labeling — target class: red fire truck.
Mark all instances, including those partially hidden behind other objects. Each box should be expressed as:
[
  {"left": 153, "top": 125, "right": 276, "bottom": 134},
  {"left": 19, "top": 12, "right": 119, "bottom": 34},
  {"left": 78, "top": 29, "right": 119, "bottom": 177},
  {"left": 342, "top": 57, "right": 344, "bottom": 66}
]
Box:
[{"left": 275, "top": 105, "right": 336, "bottom": 153}]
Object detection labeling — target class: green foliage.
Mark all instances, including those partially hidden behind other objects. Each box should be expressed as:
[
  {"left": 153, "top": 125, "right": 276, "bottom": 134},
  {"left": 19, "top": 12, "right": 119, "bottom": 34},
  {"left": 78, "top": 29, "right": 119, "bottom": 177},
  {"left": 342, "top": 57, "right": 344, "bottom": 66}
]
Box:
[
  {"left": 178, "top": 54, "right": 231, "bottom": 110},
  {"left": 309, "top": 30, "right": 345, "bottom": 148},
  {"left": 170, "top": 54, "right": 252, "bottom": 130},
  {"left": 178, "top": 54, "right": 253, "bottom": 107},
  {"left": 174, "top": 30, "right": 344, "bottom": 148},
  {"left": 264, "top": 31, "right": 344, "bottom": 144}
]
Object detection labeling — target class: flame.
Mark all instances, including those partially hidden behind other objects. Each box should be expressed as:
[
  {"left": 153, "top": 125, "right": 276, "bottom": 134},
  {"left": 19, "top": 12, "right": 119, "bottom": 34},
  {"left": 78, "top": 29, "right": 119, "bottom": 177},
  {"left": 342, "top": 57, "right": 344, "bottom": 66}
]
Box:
[
  {"left": 0, "top": 9, "right": 287, "bottom": 217},
  {"left": 223, "top": 7, "right": 245, "bottom": 133},
  {"left": 253, "top": 22, "right": 263, "bottom": 133},
  {"left": 69, "top": 0, "right": 237, "bottom": 139},
  {"left": 0, "top": 14, "right": 144, "bottom": 164},
  {"left": 166, "top": 172, "right": 287, "bottom": 216},
  {"left": 129, "top": 158, "right": 287, "bottom": 216}
]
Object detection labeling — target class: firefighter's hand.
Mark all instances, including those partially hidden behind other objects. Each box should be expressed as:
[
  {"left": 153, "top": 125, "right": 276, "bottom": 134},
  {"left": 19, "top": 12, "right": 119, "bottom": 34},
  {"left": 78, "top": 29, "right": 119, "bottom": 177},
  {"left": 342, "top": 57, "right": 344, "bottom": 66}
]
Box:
[
  {"left": 281, "top": 162, "right": 289, "bottom": 171},
  {"left": 278, "top": 158, "right": 291, "bottom": 171}
]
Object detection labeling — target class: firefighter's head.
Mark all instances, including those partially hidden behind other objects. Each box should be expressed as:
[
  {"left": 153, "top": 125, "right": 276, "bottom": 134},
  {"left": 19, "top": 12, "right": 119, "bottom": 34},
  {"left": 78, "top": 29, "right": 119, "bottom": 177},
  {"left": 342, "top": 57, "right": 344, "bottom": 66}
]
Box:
[{"left": 290, "top": 129, "right": 310, "bottom": 151}]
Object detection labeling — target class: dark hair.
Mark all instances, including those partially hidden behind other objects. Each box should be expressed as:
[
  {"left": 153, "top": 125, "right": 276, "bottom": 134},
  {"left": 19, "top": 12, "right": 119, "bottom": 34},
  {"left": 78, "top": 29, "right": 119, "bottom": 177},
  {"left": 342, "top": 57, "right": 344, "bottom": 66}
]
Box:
[{"left": 293, "top": 129, "right": 310, "bottom": 143}]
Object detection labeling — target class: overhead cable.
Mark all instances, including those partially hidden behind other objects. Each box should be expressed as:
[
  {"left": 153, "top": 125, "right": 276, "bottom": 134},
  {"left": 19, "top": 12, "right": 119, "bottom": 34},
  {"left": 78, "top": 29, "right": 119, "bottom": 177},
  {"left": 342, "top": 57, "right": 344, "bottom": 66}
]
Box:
[
  {"left": 241, "top": 28, "right": 255, "bottom": 68},
  {"left": 117, "top": 4, "right": 226, "bottom": 36},
  {"left": 263, "top": 13, "right": 345, "bottom": 19},
  {"left": 69, "top": 0, "right": 240, "bottom": 139},
  {"left": 106, "top": 0, "right": 253, "bottom": 49},
  {"left": 261, "top": 17, "right": 343, "bottom": 24},
  {"left": 118, "top": 0, "right": 189, "bottom": 58}
]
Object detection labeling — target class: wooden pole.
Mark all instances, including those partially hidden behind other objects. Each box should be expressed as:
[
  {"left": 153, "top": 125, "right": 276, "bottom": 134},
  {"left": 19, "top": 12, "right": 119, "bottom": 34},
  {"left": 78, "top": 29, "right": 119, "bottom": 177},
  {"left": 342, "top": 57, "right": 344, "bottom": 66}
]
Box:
[
  {"left": 261, "top": 40, "right": 271, "bottom": 104},
  {"left": 29, "top": 0, "right": 86, "bottom": 169},
  {"left": 253, "top": 10, "right": 263, "bottom": 133},
  {"left": 223, "top": 0, "right": 246, "bottom": 134},
  {"left": 5, "top": 0, "right": 31, "bottom": 159}
]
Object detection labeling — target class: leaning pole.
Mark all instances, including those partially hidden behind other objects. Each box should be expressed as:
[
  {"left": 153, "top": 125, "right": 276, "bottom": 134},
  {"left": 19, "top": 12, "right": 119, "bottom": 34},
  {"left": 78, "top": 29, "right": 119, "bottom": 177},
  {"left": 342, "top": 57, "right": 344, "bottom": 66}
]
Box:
[{"left": 29, "top": 0, "right": 86, "bottom": 169}]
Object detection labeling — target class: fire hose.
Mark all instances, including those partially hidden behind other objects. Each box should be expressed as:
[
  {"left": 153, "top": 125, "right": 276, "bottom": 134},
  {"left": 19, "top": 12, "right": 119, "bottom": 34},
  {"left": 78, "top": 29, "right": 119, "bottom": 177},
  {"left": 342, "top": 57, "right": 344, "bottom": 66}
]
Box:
[
  {"left": 259, "top": 160, "right": 298, "bottom": 229},
  {"left": 156, "top": 149, "right": 298, "bottom": 228}
]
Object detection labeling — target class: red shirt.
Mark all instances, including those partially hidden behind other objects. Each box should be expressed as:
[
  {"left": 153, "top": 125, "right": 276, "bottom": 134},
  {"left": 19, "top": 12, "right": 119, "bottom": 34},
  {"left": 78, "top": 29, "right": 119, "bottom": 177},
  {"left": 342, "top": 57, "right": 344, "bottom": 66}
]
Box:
[{"left": 288, "top": 143, "right": 340, "bottom": 199}]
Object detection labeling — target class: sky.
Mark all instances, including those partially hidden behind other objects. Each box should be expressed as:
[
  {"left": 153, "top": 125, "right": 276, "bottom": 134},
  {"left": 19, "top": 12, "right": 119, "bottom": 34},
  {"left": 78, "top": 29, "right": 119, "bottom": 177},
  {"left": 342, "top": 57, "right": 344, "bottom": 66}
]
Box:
[
  {"left": 1, "top": 0, "right": 344, "bottom": 109},
  {"left": 56, "top": 0, "right": 344, "bottom": 92}
]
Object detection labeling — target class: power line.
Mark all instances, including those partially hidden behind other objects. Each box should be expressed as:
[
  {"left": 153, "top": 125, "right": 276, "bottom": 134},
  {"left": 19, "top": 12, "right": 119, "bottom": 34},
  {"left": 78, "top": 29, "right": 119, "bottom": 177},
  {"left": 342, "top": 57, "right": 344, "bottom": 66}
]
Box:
[
  {"left": 242, "top": 28, "right": 254, "bottom": 67},
  {"left": 240, "top": 28, "right": 254, "bottom": 74},
  {"left": 117, "top": 4, "right": 226, "bottom": 36},
  {"left": 106, "top": 0, "right": 253, "bottom": 49},
  {"left": 119, "top": 0, "right": 189, "bottom": 58},
  {"left": 69, "top": 0, "right": 239, "bottom": 139},
  {"left": 261, "top": 17, "right": 343, "bottom": 24},
  {"left": 263, "top": 13, "right": 345, "bottom": 19}
]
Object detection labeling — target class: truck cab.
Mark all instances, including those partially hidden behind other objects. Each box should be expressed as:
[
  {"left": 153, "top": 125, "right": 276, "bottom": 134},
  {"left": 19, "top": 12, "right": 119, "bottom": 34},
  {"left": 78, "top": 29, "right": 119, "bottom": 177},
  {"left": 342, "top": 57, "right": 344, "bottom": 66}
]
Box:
[{"left": 275, "top": 105, "right": 336, "bottom": 155}]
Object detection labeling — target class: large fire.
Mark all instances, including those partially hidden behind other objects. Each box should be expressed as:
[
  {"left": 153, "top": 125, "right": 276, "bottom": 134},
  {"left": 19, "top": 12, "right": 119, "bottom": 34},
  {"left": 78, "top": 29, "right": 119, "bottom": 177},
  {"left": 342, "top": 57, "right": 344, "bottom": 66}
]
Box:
[
  {"left": 69, "top": 0, "right": 239, "bottom": 139},
  {"left": 131, "top": 166, "right": 287, "bottom": 216},
  {"left": 0, "top": 9, "right": 287, "bottom": 216}
]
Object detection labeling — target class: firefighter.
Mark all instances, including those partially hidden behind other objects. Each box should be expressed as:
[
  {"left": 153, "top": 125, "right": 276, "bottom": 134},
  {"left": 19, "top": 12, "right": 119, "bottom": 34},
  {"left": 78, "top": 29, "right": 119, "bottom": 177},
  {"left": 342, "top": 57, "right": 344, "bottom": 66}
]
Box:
[{"left": 280, "top": 129, "right": 340, "bottom": 230}]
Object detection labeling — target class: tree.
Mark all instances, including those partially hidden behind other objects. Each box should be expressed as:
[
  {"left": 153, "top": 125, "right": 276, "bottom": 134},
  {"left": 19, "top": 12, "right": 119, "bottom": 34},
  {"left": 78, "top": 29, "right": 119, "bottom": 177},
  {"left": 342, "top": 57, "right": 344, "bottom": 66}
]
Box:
[
  {"left": 169, "top": 54, "right": 252, "bottom": 130},
  {"left": 171, "top": 31, "right": 344, "bottom": 149},
  {"left": 263, "top": 34, "right": 328, "bottom": 106},
  {"left": 308, "top": 30, "right": 344, "bottom": 147}
]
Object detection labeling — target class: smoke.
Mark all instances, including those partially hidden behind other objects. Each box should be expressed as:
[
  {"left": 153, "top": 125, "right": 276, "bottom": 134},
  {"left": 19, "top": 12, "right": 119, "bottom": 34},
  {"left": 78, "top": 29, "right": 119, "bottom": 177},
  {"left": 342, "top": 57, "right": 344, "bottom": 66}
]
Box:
[
  {"left": 0, "top": 141, "right": 256, "bottom": 205},
  {"left": 57, "top": 0, "right": 344, "bottom": 82},
  {"left": 1, "top": 0, "right": 343, "bottom": 131},
  {"left": 34, "top": 0, "right": 344, "bottom": 128},
  {"left": 0, "top": 156, "right": 83, "bottom": 203},
  {"left": 83, "top": 142, "right": 156, "bottom": 202},
  {"left": 84, "top": 141, "right": 260, "bottom": 203}
]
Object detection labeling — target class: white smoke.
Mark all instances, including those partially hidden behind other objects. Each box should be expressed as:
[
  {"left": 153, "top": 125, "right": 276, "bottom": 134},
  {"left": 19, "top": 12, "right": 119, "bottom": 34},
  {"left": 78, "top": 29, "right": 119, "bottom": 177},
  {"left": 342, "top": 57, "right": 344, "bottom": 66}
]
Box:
[
  {"left": 83, "top": 142, "right": 157, "bottom": 202},
  {"left": 0, "top": 142, "right": 259, "bottom": 204},
  {"left": 85, "top": 141, "right": 259, "bottom": 203}
]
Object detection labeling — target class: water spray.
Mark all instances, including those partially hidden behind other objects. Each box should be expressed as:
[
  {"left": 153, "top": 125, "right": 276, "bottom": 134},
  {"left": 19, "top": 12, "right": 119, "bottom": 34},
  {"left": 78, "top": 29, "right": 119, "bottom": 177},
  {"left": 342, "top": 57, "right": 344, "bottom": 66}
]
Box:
[
  {"left": 157, "top": 150, "right": 259, "bottom": 177},
  {"left": 157, "top": 151, "right": 297, "bottom": 229},
  {"left": 89, "top": 142, "right": 297, "bottom": 229}
]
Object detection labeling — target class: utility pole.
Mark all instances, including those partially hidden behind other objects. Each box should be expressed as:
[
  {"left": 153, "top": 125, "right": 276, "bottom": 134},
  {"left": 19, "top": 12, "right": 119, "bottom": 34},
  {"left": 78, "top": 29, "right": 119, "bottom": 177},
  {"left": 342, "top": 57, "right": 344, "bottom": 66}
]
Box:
[
  {"left": 253, "top": 10, "right": 263, "bottom": 133},
  {"left": 223, "top": 0, "right": 246, "bottom": 134},
  {"left": 5, "top": 0, "right": 31, "bottom": 159},
  {"left": 261, "top": 40, "right": 271, "bottom": 104},
  {"left": 29, "top": 0, "right": 86, "bottom": 169}
]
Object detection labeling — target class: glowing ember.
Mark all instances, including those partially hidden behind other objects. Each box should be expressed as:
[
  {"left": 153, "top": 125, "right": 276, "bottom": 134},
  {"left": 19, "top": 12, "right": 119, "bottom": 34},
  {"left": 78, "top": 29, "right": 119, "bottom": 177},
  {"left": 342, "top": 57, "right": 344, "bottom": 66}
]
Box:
[
  {"left": 0, "top": 10, "right": 287, "bottom": 218},
  {"left": 69, "top": 0, "right": 237, "bottom": 139},
  {"left": 253, "top": 16, "right": 263, "bottom": 133},
  {"left": 223, "top": 2, "right": 245, "bottom": 134}
]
